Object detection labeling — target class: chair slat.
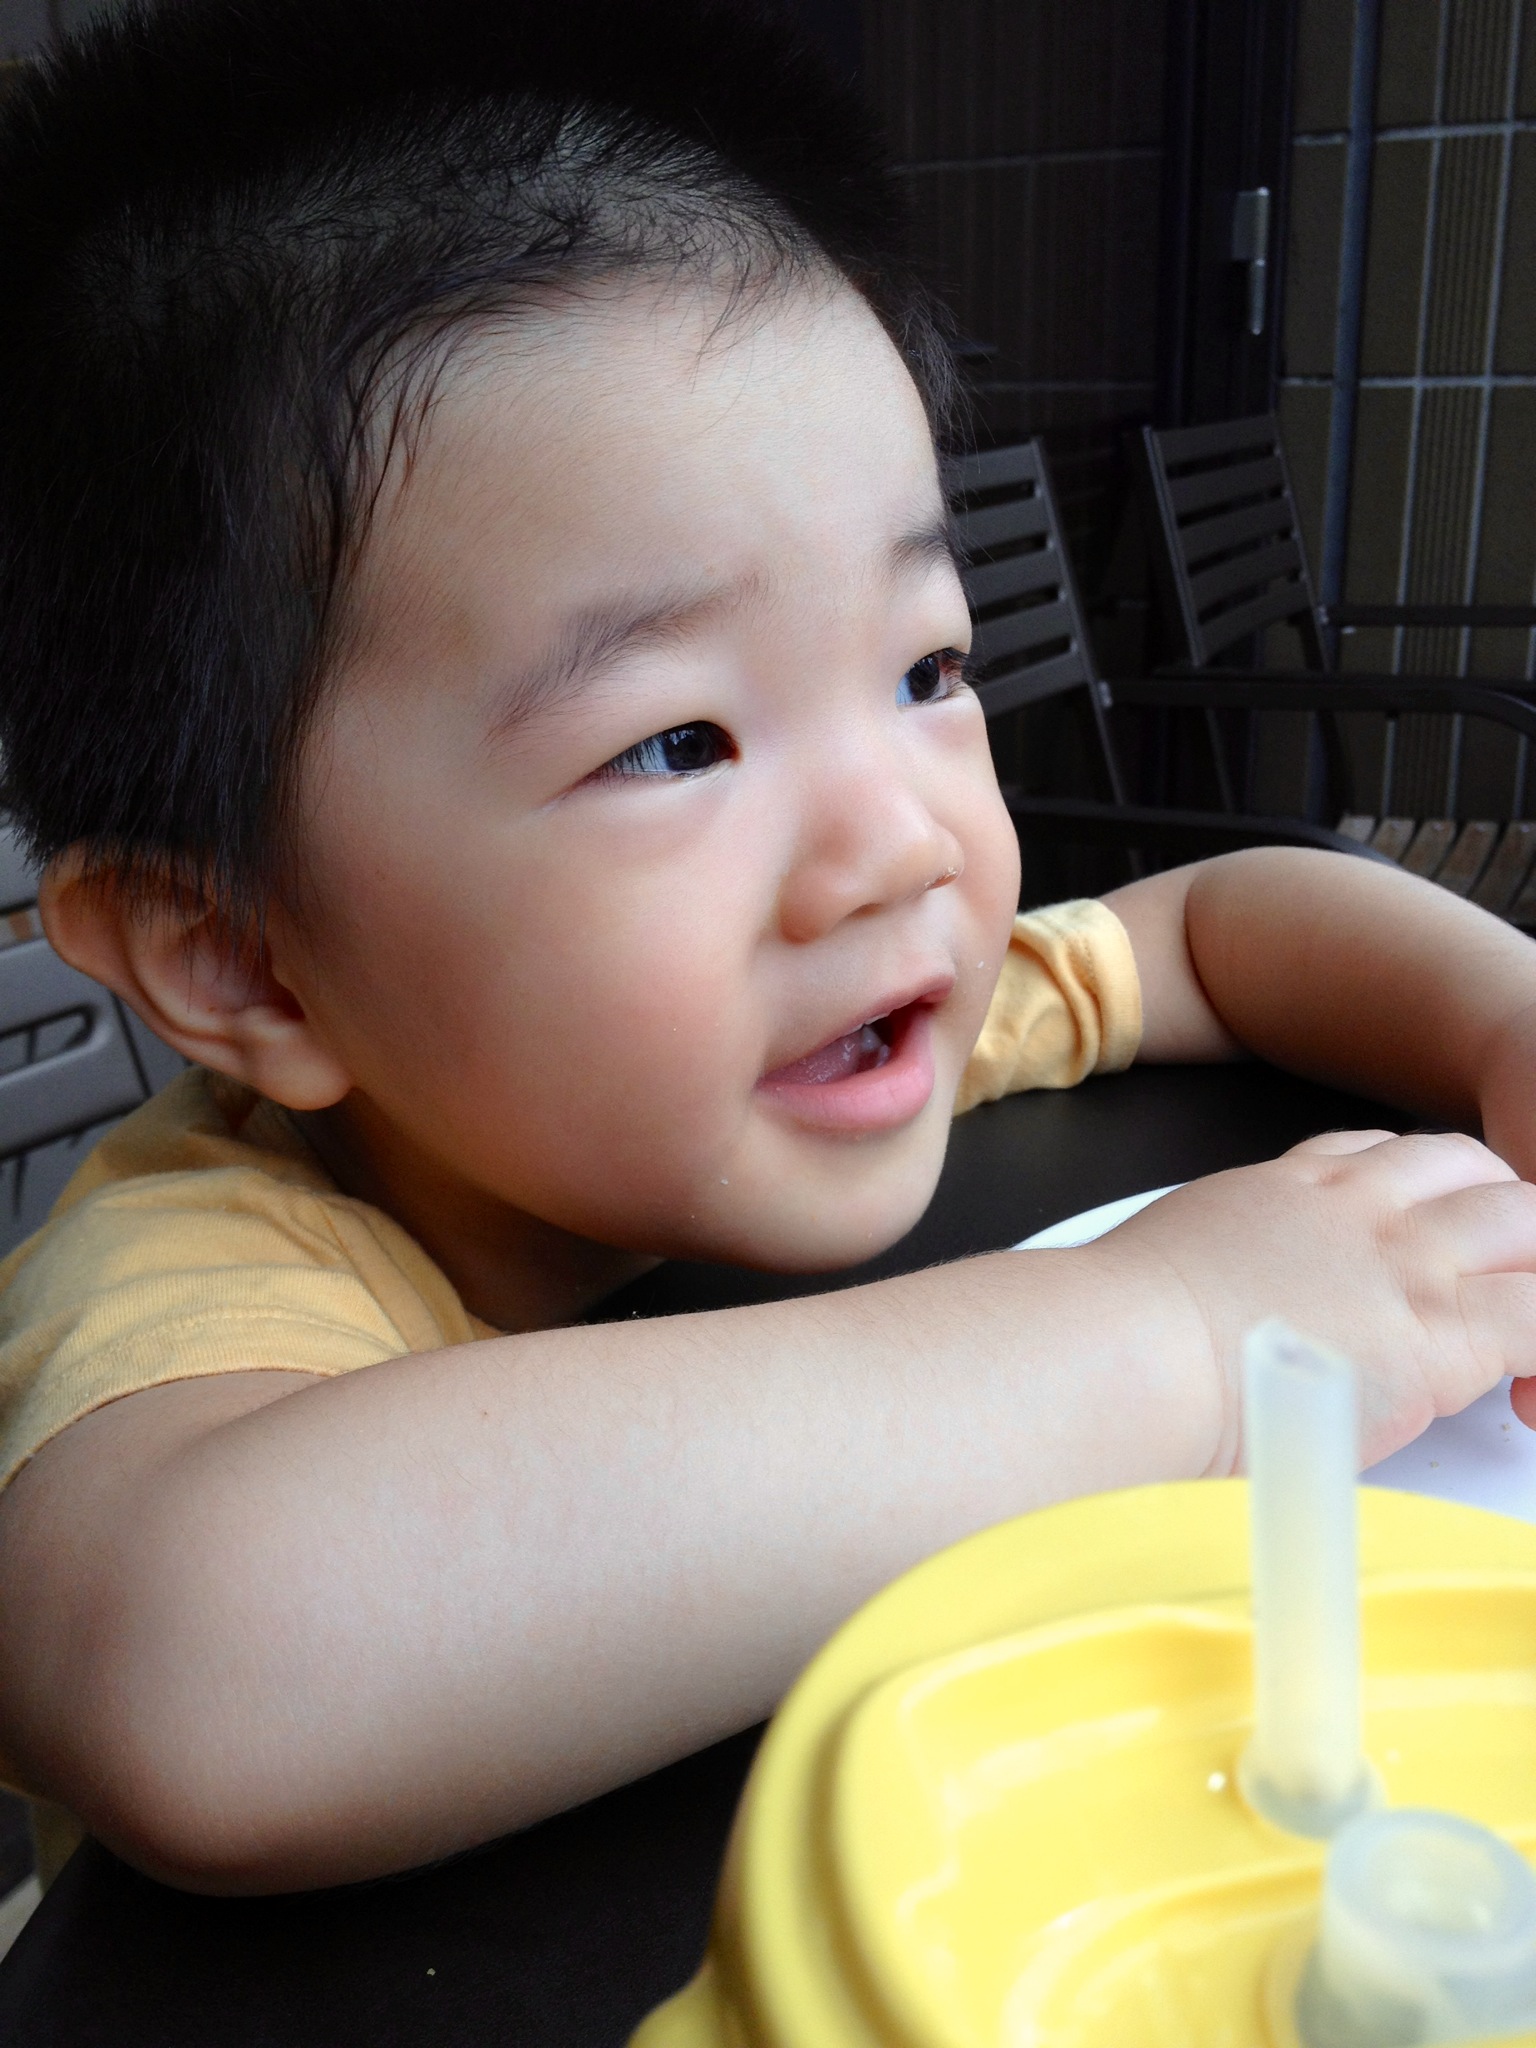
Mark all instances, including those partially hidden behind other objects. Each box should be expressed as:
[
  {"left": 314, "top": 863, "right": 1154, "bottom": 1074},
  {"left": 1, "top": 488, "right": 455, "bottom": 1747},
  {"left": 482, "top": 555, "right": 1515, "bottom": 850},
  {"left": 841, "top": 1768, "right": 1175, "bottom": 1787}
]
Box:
[
  {"left": 974, "top": 648, "right": 1097, "bottom": 716},
  {"left": 1198, "top": 583, "right": 1318, "bottom": 660},
  {"left": 1337, "top": 815, "right": 1376, "bottom": 843},
  {"left": 1188, "top": 538, "right": 1310, "bottom": 618},
  {"left": 1435, "top": 820, "right": 1499, "bottom": 897},
  {"left": 1167, "top": 454, "right": 1286, "bottom": 523},
  {"left": 970, "top": 599, "right": 1077, "bottom": 673},
  {"left": 955, "top": 496, "right": 1052, "bottom": 555},
  {"left": 0, "top": 940, "right": 99, "bottom": 1037},
  {"left": 0, "top": 941, "right": 146, "bottom": 1156},
  {"left": 962, "top": 547, "right": 1062, "bottom": 612},
  {"left": 1154, "top": 414, "right": 1280, "bottom": 469},
  {"left": 1180, "top": 493, "right": 1298, "bottom": 560},
  {"left": 1140, "top": 415, "right": 1330, "bottom": 675},
  {"left": 0, "top": 825, "right": 39, "bottom": 917},
  {"left": 952, "top": 437, "right": 1125, "bottom": 803},
  {"left": 948, "top": 444, "right": 1048, "bottom": 497},
  {"left": 1473, "top": 821, "right": 1536, "bottom": 916}
]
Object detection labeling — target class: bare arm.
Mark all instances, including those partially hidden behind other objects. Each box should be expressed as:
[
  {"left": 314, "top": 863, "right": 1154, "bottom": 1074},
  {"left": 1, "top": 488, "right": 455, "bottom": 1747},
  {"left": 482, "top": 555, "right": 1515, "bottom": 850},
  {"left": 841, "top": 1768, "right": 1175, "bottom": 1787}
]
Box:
[
  {"left": 5, "top": 1113, "right": 1536, "bottom": 1894},
  {"left": 0, "top": 1243, "right": 1214, "bottom": 1891},
  {"left": 1105, "top": 848, "right": 1536, "bottom": 1161}
]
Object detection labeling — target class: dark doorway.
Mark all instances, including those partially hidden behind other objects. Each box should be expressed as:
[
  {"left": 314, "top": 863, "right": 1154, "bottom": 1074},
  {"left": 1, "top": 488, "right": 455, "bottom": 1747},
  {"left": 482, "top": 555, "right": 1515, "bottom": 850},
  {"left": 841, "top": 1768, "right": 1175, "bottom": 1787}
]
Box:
[
  {"left": 1157, "top": 0, "right": 1300, "bottom": 427},
  {"left": 862, "top": 1, "right": 1298, "bottom": 606}
]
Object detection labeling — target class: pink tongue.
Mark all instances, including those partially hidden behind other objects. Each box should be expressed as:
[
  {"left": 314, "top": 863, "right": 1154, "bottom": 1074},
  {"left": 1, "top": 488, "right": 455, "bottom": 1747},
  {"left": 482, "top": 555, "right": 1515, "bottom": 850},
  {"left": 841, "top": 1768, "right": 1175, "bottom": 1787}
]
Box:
[{"left": 773, "top": 1022, "right": 891, "bottom": 1086}]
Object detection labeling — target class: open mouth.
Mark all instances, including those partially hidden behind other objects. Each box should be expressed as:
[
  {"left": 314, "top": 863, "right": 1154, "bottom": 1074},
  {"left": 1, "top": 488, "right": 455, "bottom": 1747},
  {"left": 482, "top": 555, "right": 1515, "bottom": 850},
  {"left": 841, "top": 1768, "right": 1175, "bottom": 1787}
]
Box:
[
  {"left": 762, "top": 1013, "right": 897, "bottom": 1088},
  {"left": 756, "top": 992, "right": 943, "bottom": 1133}
]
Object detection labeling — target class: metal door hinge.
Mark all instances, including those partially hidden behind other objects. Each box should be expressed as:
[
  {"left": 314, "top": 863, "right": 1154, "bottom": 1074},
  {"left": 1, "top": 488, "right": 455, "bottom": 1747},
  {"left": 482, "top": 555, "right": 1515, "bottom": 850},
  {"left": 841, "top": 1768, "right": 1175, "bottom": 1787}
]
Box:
[{"left": 1232, "top": 186, "right": 1272, "bottom": 338}]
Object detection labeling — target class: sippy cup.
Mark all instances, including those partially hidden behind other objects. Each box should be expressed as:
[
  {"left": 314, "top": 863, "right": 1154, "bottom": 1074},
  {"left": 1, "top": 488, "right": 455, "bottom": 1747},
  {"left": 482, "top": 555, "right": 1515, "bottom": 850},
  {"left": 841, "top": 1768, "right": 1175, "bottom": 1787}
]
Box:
[{"left": 634, "top": 1323, "right": 1536, "bottom": 2048}]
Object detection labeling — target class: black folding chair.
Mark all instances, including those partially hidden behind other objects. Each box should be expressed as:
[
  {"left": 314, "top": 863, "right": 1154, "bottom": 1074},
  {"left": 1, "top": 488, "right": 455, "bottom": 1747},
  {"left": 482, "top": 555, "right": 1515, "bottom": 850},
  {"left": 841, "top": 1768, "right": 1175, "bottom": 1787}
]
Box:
[
  {"left": 1132, "top": 415, "right": 1536, "bottom": 920},
  {"left": 0, "top": 824, "right": 184, "bottom": 1257},
  {"left": 947, "top": 442, "right": 1396, "bottom": 873}
]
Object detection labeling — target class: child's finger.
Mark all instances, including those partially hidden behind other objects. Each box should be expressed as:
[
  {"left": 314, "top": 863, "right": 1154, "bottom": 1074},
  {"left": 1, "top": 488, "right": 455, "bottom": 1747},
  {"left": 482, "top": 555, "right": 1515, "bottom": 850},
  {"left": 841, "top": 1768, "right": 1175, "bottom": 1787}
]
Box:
[
  {"left": 1512, "top": 1376, "right": 1536, "bottom": 1431},
  {"left": 1307, "top": 1128, "right": 1517, "bottom": 1202},
  {"left": 1411, "top": 1177, "right": 1536, "bottom": 1275},
  {"left": 1285, "top": 1128, "right": 1401, "bottom": 1159},
  {"left": 1460, "top": 1273, "right": 1536, "bottom": 1386}
]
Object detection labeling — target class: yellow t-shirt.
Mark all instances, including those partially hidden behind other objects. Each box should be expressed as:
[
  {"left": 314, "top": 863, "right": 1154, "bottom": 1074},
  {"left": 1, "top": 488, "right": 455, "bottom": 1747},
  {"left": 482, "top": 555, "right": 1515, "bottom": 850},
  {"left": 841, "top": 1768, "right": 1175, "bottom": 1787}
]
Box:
[
  {"left": 0, "top": 899, "right": 1137, "bottom": 1854},
  {"left": 0, "top": 899, "right": 1140, "bottom": 1496}
]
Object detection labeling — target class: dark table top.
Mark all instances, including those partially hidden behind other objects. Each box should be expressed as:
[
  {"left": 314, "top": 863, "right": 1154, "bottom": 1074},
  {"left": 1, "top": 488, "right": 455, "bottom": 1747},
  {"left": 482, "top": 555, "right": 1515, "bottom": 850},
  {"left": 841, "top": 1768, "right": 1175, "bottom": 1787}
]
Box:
[{"left": 0, "top": 1062, "right": 1412, "bottom": 2048}]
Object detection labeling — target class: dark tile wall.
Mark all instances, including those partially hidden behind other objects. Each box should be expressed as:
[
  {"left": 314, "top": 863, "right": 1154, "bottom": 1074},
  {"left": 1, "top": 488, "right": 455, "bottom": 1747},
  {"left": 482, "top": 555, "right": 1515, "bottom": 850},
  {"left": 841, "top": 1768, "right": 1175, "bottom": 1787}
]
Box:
[
  {"left": 861, "top": 0, "right": 1174, "bottom": 890},
  {"left": 863, "top": 0, "right": 1167, "bottom": 603},
  {"left": 866, "top": 0, "right": 1165, "bottom": 163},
  {"left": 1281, "top": 0, "right": 1536, "bottom": 710}
]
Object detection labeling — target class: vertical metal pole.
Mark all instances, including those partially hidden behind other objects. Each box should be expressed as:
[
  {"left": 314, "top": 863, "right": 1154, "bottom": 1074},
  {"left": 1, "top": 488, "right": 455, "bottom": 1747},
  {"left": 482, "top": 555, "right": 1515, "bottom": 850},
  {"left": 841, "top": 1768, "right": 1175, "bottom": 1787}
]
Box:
[{"left": 1318, "top": 0, "right": 1383, "bottom": 665}]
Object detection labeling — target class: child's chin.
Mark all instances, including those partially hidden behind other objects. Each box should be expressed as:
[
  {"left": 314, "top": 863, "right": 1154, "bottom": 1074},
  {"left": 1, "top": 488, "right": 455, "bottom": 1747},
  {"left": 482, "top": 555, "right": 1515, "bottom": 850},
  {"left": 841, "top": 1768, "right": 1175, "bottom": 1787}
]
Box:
[{"left": 725, "top": 1179, "right": 944, "bottom": 1276}]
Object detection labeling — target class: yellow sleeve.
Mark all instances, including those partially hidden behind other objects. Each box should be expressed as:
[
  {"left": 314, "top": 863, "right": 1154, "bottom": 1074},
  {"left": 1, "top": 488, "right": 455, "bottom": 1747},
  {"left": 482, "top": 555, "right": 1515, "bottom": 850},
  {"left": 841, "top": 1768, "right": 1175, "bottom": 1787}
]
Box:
[
  {"left": 0, "top": 1098, "right": 481, "bottom": 1496},
  {"left": 0, "top": 1074, "right": 485, "bottom": 1817},
  {"left": 954, "top": 899, "right": 1142, "bottom": 1114}
]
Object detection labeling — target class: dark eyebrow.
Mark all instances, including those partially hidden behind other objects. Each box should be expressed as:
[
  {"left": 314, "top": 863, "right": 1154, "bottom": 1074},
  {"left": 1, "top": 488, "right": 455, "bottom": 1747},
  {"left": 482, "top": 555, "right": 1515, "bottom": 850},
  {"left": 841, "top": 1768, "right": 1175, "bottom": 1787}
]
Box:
[
  {"left": 487, "top": 577, "right": 754, "bottom": 743},
  {"left": 487, "top": 514, "right": 963, "bottom": 743},
  {"left": 886, "top": 513, "right": 966, "bottom": 579}
]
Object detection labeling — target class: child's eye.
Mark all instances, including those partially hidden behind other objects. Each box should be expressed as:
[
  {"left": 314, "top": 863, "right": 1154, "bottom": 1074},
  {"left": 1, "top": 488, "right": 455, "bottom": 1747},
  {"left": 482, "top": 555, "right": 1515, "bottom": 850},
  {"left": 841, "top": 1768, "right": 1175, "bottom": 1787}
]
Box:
[
  {"left": 897, "top": 648, "right": 969, "bottom": 707},
  {"left": 596, "top": 721, "right": 735, "bottom": 780}
]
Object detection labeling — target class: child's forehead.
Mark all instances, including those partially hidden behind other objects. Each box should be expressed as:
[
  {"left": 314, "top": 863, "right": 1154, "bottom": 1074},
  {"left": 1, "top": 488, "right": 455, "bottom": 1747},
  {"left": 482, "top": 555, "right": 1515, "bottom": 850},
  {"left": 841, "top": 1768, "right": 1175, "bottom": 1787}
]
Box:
[
  {"left": 425, "top": 275, "right": 930, "bottom": 491},
  {"left": 350, "top": 278, "right": 944, "bottom": 652}
]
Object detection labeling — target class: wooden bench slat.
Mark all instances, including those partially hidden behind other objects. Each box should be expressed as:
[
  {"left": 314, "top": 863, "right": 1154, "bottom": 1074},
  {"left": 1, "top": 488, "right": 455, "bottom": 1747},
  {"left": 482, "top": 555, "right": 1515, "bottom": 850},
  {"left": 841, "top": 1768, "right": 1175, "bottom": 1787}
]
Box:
[
  {"left": 1369, "top": 818, "right": 1416, "bottom": 862},
  {"left": 1401, "top": 819, "right": 1457, "bottom": 879},
  {"left": 1507, "top": 865, "right": 1536, "bottom": 928},
  {"left": 1473, "top": 821, "right": 1536, "bottom": 916},
  {"left": 1435, "top": 820, "right": 1499, "bottom": 897}
]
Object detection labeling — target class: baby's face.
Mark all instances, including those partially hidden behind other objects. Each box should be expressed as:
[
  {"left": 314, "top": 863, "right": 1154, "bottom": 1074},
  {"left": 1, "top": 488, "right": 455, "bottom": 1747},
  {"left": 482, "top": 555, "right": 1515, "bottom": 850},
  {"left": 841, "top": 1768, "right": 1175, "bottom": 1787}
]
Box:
[{"left": 286, "top": 280, "right": 1020, "bottom": 1289}]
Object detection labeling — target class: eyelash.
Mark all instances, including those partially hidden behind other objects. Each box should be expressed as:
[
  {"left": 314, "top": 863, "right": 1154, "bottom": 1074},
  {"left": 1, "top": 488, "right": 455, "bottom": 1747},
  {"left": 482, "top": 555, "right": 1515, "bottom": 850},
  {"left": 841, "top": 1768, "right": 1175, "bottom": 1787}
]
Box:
[
  {"left": 897, "top": 646, "right": 970, "bottom": 707},
  {"left": 595, "top": 723, "right": 736, "bottom": 781},
  {"left": 593, "top": 648, "right": 970, "bottom": 783}
]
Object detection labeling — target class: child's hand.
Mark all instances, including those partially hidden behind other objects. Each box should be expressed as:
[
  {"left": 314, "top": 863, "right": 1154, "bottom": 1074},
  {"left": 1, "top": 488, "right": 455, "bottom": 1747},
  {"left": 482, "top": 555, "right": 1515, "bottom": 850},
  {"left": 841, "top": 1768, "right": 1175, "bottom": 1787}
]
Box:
[
  {"left": 1468, "top": 1003, "right": 1536, "bottom": 1430},
  {"left": 1092, "top": 1127, "right": 1536, "bottom": 1471},
  {"left": 1475, "top": 997, "right": 1536, "bottom": 1184}
]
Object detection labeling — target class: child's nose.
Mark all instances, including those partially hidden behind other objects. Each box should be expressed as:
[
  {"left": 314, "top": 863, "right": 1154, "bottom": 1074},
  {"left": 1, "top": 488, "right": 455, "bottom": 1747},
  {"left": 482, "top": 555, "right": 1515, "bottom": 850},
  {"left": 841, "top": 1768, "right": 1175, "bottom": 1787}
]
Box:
[{"left": 776, "top": 774, "right": 966, "bottom": 945}]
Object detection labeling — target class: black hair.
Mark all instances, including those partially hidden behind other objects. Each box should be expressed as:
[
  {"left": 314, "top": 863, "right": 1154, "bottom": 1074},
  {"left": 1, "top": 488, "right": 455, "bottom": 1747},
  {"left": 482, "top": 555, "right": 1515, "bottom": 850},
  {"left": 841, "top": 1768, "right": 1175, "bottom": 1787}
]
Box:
[{"left": 0, "top": 0, "right": 953, "bottom": 930}]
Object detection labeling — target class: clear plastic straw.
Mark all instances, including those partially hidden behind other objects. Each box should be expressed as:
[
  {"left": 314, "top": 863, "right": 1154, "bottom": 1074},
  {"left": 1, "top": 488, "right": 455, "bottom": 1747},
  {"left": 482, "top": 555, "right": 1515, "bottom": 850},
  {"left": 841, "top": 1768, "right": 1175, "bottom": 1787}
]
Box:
[{"left": 1238, "top": 1318, "right": 1375, "bottom": 1838}]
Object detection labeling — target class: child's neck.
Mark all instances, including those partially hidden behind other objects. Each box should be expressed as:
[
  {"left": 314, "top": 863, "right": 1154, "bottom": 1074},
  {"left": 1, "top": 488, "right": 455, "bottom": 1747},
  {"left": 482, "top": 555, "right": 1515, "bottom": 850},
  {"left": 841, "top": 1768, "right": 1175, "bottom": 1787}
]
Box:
[{"left": 294, "top": 1096, "right": 659, "bottom": 1332}]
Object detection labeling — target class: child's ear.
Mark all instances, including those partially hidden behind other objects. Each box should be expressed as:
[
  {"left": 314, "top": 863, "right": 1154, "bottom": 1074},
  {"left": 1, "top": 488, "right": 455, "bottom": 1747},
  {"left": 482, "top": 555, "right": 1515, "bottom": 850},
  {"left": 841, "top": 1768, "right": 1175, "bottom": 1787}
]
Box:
[{"left": 37, "top": 848, "right": 353, "bottom": 1111}]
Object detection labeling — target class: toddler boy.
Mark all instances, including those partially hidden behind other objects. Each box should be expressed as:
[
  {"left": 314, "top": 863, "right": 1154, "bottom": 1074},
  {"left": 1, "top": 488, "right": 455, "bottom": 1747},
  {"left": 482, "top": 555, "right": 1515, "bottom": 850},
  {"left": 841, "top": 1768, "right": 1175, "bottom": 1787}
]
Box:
[{"left": 2, "top": 0, "right": 1536, "bottom": 1895}]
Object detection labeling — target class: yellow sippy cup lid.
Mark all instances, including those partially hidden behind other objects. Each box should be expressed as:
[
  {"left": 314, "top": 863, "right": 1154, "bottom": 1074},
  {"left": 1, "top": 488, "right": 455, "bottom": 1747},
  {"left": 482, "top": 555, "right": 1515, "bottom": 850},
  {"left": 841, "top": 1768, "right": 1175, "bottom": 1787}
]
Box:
[{"left": 634, "top": 1480, "right": 1536, "bottom": 2048}]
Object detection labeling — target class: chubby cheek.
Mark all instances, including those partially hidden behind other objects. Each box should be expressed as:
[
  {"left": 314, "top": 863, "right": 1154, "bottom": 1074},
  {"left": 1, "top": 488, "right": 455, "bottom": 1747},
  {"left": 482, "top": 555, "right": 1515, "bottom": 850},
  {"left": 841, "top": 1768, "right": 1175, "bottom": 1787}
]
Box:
[
  {"left": 939, "top": 757, "right": 1022, "bottom": 1065},
  {"left": 979, "top": 767, "right": 1023, "bottom": 911},
  {"left": 485, "top": 943, "right": 752, "bottom": 1215},
  {"left": 964, "top": 771, "right": 1022, "bottom": 941},
  {"left": 307, "top": 838, "right": 765, "bottom": 1233}
]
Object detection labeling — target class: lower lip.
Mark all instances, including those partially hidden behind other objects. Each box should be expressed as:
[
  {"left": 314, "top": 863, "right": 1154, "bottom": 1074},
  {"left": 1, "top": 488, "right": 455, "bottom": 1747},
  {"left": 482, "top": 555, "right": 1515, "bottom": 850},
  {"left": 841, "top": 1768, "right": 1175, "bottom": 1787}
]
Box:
[{"left": 755, "top": 1003, "right": 938, "bottom": 1134}]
